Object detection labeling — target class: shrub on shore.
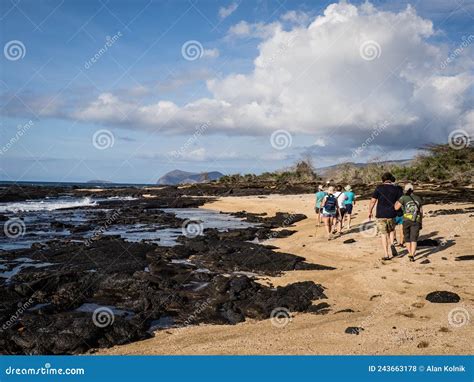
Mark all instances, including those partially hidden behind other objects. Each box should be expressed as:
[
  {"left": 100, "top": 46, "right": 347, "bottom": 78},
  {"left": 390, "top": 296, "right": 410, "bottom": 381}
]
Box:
[{"left": 218, "top": 144, "right": 473, "bottom": 186}]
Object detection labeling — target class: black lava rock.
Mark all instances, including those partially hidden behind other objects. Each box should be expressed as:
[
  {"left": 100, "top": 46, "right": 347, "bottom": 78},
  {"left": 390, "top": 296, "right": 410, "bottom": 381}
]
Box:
[
  {"left": 345, "top": 327, "right": 364, "bottom": 335},
  {"left": 426, "top": 291, "right": 460, "bottom": 303}
]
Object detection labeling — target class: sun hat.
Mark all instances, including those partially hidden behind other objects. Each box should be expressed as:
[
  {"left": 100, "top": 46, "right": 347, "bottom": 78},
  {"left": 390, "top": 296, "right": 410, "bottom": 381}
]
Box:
[
  {"left": 318, "top": 185, "right": 324, "bottom": 190},
  {"left": 344, "top": 185, "right": 352, "bottom": 191},
  {"left": 404, "top": 183, "right": 414, "bottom": 192}
]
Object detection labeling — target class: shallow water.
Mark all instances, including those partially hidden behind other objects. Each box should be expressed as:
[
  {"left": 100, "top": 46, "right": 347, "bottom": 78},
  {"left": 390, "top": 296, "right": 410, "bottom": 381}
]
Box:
[
  {"left": 1, "top": 204, "right": 257, "bottom": 250},
  {"left": 75, "top": 303, "right": 134, "bottom": 319},
  {"left": 148, "top": 316, "right": 175, "bottom": 332},
  {"left": 106, "top": 207, "right": 256, "bottom": 247},
  {"left": 0, "top": 258, "right": 54, "bottom": 284}
]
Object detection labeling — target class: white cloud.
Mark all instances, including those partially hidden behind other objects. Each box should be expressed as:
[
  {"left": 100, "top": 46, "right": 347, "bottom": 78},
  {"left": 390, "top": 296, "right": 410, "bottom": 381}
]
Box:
[
  {"left": 281, "top": 10, "right": 311, "bottom": 25},
  {"left": 66, "top": 2, "right": 474, "bottom": 149},
  {"left": 226, "top": 20, "right": 280, "bottom": 39},
  {"left": 219, "top": 2, "right": 239, "bottom": 20}
]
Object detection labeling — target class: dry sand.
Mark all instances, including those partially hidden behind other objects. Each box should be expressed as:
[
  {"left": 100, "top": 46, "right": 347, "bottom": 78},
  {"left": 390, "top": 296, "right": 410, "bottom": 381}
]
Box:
[{"left": 99, "top": 194, "right": 473, "bottom": 355}]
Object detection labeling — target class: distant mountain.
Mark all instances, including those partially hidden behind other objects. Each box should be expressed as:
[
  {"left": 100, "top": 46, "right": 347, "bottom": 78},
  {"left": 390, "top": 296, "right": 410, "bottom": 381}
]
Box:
[
  {"left": 157, "top": 170, "right": 224, "bottom": 185},
  {"left": 86, "top": 179, "right": 114, "bottom": 184}
]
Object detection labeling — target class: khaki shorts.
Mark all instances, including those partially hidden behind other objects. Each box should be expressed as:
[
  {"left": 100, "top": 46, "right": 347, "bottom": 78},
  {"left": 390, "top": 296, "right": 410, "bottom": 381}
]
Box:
[{"left": 376, "top": 218, "right": 395, "bottom": 234}]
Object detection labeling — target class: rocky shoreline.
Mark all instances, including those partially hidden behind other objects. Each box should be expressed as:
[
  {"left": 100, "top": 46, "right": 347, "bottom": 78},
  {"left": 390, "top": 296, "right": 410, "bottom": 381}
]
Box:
[
  {"left": 2, "top": 180, "right": 473, "bottom": 204},
  {"left": 1, "top": 182, "right": 472, "bottom": 355},
  {"left": 0, "top": 188, "right": 333, "bottom": 355}
]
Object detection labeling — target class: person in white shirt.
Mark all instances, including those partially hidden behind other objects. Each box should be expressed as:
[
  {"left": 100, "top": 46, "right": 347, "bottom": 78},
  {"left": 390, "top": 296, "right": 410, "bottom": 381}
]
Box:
[{"left": 333, "top": 185, "right": 348, "bottom": 234}]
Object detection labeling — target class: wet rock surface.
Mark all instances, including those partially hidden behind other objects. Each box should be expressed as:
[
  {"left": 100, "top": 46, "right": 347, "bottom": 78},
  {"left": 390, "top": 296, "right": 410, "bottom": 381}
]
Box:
[
  {"left": 425, "top": 291, "right": 461, "bottom": 303},
  {"left": 0, "top": 195, "right": 332, "bottom": 355}
]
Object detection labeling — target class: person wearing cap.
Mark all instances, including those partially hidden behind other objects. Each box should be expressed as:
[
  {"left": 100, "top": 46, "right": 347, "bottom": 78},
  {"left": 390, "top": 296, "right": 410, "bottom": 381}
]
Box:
[
  {"left": 395, "top": 183, "right": 423, "bottom": 262},
  {"left": 315, "top": 185, "right": 327, "bottom": 227},
  {"left": 343, "top": 185, "right": 356, "bottom": 229},
  {"left": 368, "top": 172, "right": 403, "bottom": 260}
]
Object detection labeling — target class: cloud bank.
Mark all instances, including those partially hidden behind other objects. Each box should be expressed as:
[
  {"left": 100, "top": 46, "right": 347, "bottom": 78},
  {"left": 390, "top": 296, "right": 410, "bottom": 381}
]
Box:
[{"left": 11, "top": 2, "right": 474, "bottom": 150}]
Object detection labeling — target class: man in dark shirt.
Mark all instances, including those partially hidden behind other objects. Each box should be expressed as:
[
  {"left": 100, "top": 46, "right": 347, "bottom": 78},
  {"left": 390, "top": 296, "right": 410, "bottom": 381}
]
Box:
[{"left": 368, "top": 172, "right": 403, "bottom": 260}]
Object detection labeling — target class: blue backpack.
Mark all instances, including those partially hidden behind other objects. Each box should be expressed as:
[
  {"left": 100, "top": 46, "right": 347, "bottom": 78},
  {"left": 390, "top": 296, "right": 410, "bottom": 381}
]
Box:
[{"left": 324, "top": 194, "right": 337, "bottom": 213}]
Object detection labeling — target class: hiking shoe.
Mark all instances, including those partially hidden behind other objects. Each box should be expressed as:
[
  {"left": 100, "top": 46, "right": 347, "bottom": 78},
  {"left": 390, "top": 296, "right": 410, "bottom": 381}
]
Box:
[{"left": 408, "top": 255, "right": 415, "bottom": 262}]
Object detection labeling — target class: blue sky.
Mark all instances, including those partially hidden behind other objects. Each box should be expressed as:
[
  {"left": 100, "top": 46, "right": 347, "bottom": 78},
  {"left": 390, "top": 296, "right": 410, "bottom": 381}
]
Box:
[{"left": 1, "top": 0, "right": 473, "bottom": 183}]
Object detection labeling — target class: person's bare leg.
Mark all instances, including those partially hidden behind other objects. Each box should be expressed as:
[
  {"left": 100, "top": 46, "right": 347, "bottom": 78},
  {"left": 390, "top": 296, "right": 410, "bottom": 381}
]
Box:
[
  {"left": 389, "top": 230, "right": 395, "bottom": 245},
  {"left": 324, "top": 217, "right": 331, "bottom": 239},
  {"left": 412, "top": 241, "right": 417, "bottom": 258},
  {"left": 381, "top": 234, "right": 390, "bottom": 258},
  {"left": 347, "top": 214, "right": 352, "bottom": 229},
  {"left": 407, "top": 242, "right": 414, "bottom": 260}
]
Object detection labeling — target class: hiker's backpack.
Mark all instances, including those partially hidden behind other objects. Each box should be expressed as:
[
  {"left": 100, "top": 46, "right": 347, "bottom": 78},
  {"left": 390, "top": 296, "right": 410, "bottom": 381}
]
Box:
[{"left": 324, "top": 194, "right": 337, "bottom": 213}]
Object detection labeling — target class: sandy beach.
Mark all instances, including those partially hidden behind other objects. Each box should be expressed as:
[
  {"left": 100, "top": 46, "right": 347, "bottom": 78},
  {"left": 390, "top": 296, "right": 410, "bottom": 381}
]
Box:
[{"left": 98, "top": 194, "right": 474, "bottom": 355}]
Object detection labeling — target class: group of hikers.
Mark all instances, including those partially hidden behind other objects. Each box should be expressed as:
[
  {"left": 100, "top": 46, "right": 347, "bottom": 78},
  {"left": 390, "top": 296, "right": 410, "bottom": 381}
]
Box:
[{"left": 315, "top": 172, "right": 423, "bottom": 261}]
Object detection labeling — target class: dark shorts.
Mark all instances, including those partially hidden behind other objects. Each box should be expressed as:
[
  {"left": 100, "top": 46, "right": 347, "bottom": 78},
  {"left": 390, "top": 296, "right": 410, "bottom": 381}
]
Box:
[
  {"left": 338, "top": 208, "right": 346, "bottom": 220},
  {"left": 345, "top": 204, "right": 353, "bottom": 214},
  {"left": 403, "top": 220, "right": 421, "bottom": 242}
]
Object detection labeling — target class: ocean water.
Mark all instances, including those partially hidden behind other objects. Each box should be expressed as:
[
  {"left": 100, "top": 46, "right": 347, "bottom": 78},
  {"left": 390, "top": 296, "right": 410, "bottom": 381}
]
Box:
[
  {"left": 0, "top": 180, "right": 154, "bottom": 188},
  {"left": 0, "top": 196, "right": 256, "bottom": 250}
]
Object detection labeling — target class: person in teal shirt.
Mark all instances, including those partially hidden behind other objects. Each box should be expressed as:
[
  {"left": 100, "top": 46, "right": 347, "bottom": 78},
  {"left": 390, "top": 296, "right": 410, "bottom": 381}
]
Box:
[
  {"left": 343, "top": 185, "right": 356, "bottom": 229},
  {"left": 315, "top": 185, "right": 327, "bottom": 227}
]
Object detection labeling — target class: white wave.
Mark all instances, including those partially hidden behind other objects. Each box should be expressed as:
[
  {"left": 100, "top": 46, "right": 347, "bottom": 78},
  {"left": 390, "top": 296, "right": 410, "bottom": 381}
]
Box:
[
  {"left": 0, "top": 197, "right": 96, "bottom": 213},
  {"left": 106, "top": 196, "right": 138, "bottom": 201}
]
